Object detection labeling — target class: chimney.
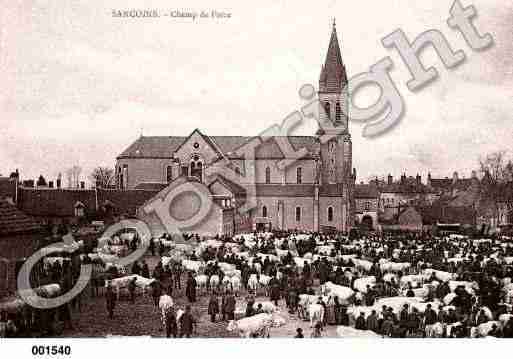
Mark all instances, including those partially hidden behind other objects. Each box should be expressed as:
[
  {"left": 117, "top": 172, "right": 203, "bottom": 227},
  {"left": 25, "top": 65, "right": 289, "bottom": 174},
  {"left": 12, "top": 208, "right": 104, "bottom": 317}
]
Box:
[
  {"left": 56, "top": 178, "right": 61, "bottom": 189},
  {"left": 80, "top": 181, "right": 85, "bottom": 189},
  {"left": 471, "top": 170, "right": 477, "bottom": 179},
  {"left": 49, "top": 181, "right": 54, "bottom": 188},
  {"left": 387, "top": 174, "right": 393, "bottom": 185},
  {"left": 452, "top": 171, "right": 458, "bottom": 185},
  {"left": 416, "top": 173, "right": 421, "bottom": 185}
]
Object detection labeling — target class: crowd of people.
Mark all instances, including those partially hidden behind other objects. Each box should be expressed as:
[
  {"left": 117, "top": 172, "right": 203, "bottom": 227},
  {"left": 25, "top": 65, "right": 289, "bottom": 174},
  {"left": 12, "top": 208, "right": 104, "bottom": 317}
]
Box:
[{"left": 3, "top": 228, "right": 513, "bottom": 338}]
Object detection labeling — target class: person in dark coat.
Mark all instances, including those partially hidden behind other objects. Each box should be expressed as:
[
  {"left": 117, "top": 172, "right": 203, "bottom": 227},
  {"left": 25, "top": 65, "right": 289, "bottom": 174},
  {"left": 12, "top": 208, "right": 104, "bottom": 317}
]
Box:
[
  {"left": 106, "top": 282, "right": 116, "bottom": 319},
  {"left": 132, "top": 261, "right": 141, "bottom": 275},
  {"left": 186, "top": 273, "right": 197, "bottom": 303},
  {"left": 355, "top": 312, "right": 367, "bottom": 330},
  {"left": 339, "top": 305, "right": 349, "bottom": 326},
  {"left": 294, "top": 328, "right": 304, "bottom": 338},
  {"left": 149, "top": 237, "right": 155, "bottom": 256},
  {"left": 179, "top": 305, "right": 196, "bottom": 338},
  {"left": 225, "top": 292, "right": 236, "bottom": 320},
  {"left": 245, "top": 295, "right": 255, "bottom": 317},
  {"left": 141, "top": 261, "right": 150, "bottom": 279},
  {"left": 208, "top": 294, "right": 220, "bottom": 322},
  {"left": 165, "top": 308, "right": 178, "bottom": 338},
  {"left": 151, "top": 280, "right": 162, "bottom": 307},
  {"left": 269, "top": 279, "right": 281, "bottom": 306},
  {"left": 128, "top": 277, "right": 137, "bottom": 303}
]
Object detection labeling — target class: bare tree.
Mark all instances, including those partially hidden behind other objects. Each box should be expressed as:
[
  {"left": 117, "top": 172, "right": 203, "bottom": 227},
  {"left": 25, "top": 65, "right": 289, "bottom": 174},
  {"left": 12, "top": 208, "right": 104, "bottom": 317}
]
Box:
[
  {"left": 479, "top": 151, "right": 513, "bottom": 225},
  {"left": 65, "top": 165, "right": 82, "bottom": 188},
  {"left": 71, "top": 165, "right": 82, "bottom": 188},
  {"left": 65, "top": 168, "right": 73, "bottom": 188},
  {"left": 90, "top": 167, "right": 114, "bottom": 188}
]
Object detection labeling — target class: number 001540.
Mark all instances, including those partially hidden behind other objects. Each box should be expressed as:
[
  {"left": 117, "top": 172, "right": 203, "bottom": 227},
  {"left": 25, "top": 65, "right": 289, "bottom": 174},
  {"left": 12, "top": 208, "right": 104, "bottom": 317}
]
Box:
[{"left": 31, "top": 345, "right": 71, "bottom": 356}]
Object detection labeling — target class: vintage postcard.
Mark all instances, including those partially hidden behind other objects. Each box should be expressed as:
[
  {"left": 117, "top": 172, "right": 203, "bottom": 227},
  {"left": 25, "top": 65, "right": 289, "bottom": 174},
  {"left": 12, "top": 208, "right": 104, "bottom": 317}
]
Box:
[{"left": 1, "top": 0, "right": 513, "bottom": 351}]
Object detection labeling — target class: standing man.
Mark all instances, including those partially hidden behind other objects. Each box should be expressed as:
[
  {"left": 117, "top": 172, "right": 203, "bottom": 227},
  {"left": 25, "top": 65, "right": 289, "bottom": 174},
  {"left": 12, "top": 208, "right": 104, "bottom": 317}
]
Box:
[
  {"left": 186, "top": 272, "right": 197, "bottom": 303},
  {"left": 208, "top": 293, "right": 220, "bottom": 323},
  {"left": 106, "top": 282, "right": 116, "bottom": 319},
  {"left": 165, "top": 308, "right": 178, "bottom": 338},
  {"left": 128, "top": 277, "right": 137, "bottom": 304},
  {"left": 151, "top": 280, "right": 162, "bottom": 307},
  {"left": 179, "top": 305, "right": 196, "bottom": 338},
  {"left": 225, "top": 291, "right": 236, "bottom": 320}
]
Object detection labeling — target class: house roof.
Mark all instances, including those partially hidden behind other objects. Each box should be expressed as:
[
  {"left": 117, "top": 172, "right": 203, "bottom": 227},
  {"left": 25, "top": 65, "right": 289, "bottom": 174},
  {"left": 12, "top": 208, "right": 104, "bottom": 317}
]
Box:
[
  {"left": 134, "top": 182, "right": 168, "bottom": 191},
  {"left": 355, "top": 184, "right": 379, "bottom": 199},
  {"left": 117, "top": 135, "right": 319, "bottom": 160},
  {"left": 429, "top": 177, "right": 476, "bottom": 192},
  {"left": 97, "top": 189, "right": 159, "bottom": 215},
  {"left": 18, "top": 188, "right": 96, "bottom": 217},
  {"left": 0, "top": 199, "right": 41, "bottom": 236},
  {"left": 18, "top": 188, "right": 160, "bottom": 217},
  {"left": 208, "top": 176, "right": 247, "bottom": 197},
  {"left": 417, "top": 204, "right": 476, "bottom": 225},
  {"left": 0, "top": 177, "right": 16, "bottom": 200},
  {"left": 380, "top": 182, "right": 429, "bottom": 194}
]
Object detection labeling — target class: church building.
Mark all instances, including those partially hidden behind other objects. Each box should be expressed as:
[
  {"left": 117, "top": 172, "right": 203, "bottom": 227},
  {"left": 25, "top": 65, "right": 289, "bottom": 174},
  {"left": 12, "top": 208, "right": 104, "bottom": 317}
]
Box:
[{"left": 115, "top": 24, "right": 356, "bottom": 235}]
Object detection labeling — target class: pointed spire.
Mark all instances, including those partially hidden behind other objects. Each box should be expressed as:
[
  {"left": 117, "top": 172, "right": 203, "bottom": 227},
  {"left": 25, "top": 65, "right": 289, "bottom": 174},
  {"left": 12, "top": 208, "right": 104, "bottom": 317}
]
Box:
[{"left": 319, "top": 19, "right": 346, "bottom": 93}]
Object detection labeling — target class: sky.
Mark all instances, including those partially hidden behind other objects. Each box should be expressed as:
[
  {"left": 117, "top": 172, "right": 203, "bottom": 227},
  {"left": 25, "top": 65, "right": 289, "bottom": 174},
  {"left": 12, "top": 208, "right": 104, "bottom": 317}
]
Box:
[{"left": 1, "top": 0, "right": 512, "bottom": 184}]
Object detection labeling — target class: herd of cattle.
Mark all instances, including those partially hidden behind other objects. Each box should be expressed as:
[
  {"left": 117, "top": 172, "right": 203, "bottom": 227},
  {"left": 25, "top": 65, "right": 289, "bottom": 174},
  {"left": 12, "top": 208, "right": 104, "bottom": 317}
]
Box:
[
  {"left": 4, "top": 230, "right": 513, "bottom": 338},
  {"left": 95, "top": 231, "right": 513, "bottom": 338}
]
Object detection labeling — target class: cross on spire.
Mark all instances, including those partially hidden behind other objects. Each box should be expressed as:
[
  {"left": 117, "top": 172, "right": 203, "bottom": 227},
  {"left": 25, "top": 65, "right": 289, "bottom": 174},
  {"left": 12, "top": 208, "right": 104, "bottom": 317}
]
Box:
[{"left": 332, "top": 17, "right": 336, "bottom": 29}]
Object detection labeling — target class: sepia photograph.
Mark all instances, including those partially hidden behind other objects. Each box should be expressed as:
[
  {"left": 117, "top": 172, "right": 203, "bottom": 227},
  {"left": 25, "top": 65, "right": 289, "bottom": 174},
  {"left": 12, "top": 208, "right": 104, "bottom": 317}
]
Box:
[{"left": 1, "top": 0, "right": 513, "bottom": 347}]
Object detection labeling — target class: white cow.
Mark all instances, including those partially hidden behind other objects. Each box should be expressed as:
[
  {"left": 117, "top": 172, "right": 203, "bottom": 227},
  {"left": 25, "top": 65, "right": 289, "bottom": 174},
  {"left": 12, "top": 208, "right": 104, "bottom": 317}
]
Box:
[
  {"left": 209, "top": 275, "right": 220, "bottom": 291},
  {"left": 353, "top": 259, "right": 373, "bottom": 272},
  {"left": 182, "top": 260, "right": 204, "bottom": 273},
  {"left": 230, "top": 276, "right": 242, "bottom": 294},
  {"left": 253, "top": 301, "right": 277, "bottom": 314},
  {"left": 195, "top": 274, "right": 208, "bottom": 292},
  {"left": 275, "top": 248, "right": 290, "bottom": 259},
  {"left": 158, "top": 295, "right": 174, "bottom": 327},
  {"left": 336, "top": 326, "right": 381, "bottom": 338},
  {"left": 353, "top": 276, "right": 376, "bottom": 293},
  {"left": 259, "top": 275, "right": 272, "bottom": 296},
  {"left": 248, "top": 274, "right": 259, "bottom": 293},
  {"left": 423, "top": 269, "right": 455, "bottom": 282},
  {"left": 227, "top": 313, "right": 273, "bottom": 338},
  {"left": 323, "top": 282, "right": 354, "bottom": 303},
  {"left": 470, "top": 321, "right": 501, "bottom": 338},
  {"left": 425, "top": 322, "right": 444, "bottom": 338},
  {"left": 307, "top": 303, "right": 325, "bottom": 328},
  {"left": 108, "top": 274, "right": 155, "bottom": 299},
  {"left": 448, "top": 280, "right": 478, "bottom": 294},
  {"left": 399, "top": 274, "right": 425, "bottom": 289}
]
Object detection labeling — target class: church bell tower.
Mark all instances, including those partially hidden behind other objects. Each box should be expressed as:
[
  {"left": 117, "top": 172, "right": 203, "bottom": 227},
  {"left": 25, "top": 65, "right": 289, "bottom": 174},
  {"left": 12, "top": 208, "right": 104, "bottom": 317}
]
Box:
[{"left": 318, "top": 20, "right": 352, "bottom": 186}]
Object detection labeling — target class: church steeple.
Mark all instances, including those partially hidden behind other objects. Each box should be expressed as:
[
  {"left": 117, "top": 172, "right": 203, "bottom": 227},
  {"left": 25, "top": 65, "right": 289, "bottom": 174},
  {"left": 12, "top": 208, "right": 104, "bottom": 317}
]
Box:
[{"left": 319, "top": 20, "right": 346, "bottom": 93}]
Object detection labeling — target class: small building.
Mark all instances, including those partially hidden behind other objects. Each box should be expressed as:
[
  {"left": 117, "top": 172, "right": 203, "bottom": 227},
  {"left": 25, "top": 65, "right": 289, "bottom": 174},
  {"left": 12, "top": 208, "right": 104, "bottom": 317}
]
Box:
[
  {"left": 354, "top": 184, "right": 379, "bottom": 230},
  {"left": 0, "top": 199, "right": 42, "bottom": 297}
]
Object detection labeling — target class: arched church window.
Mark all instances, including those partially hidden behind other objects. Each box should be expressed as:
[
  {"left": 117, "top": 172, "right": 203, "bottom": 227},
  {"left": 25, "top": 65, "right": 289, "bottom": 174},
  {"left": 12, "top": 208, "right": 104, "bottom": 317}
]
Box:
[
  {"left": 262, "top": 206, "right": 267, "bottom": 218},
  {"left": 328, "top": 206, "right": 334, "bottom": 222},
  {"left": 296, "top": 167, "right": 302, "bottom": 184},
  {"left": 336, "top": 102, "right": 341, "bottom": 123},
  {"left": 324, "top": 102, "right": 330, "bottom": 120},
  {"left": 295, "top": 207, "right": 301, "bottom": 222},
  {"left": 265, "top": 167, "right": 271, "bottom": 184}
]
